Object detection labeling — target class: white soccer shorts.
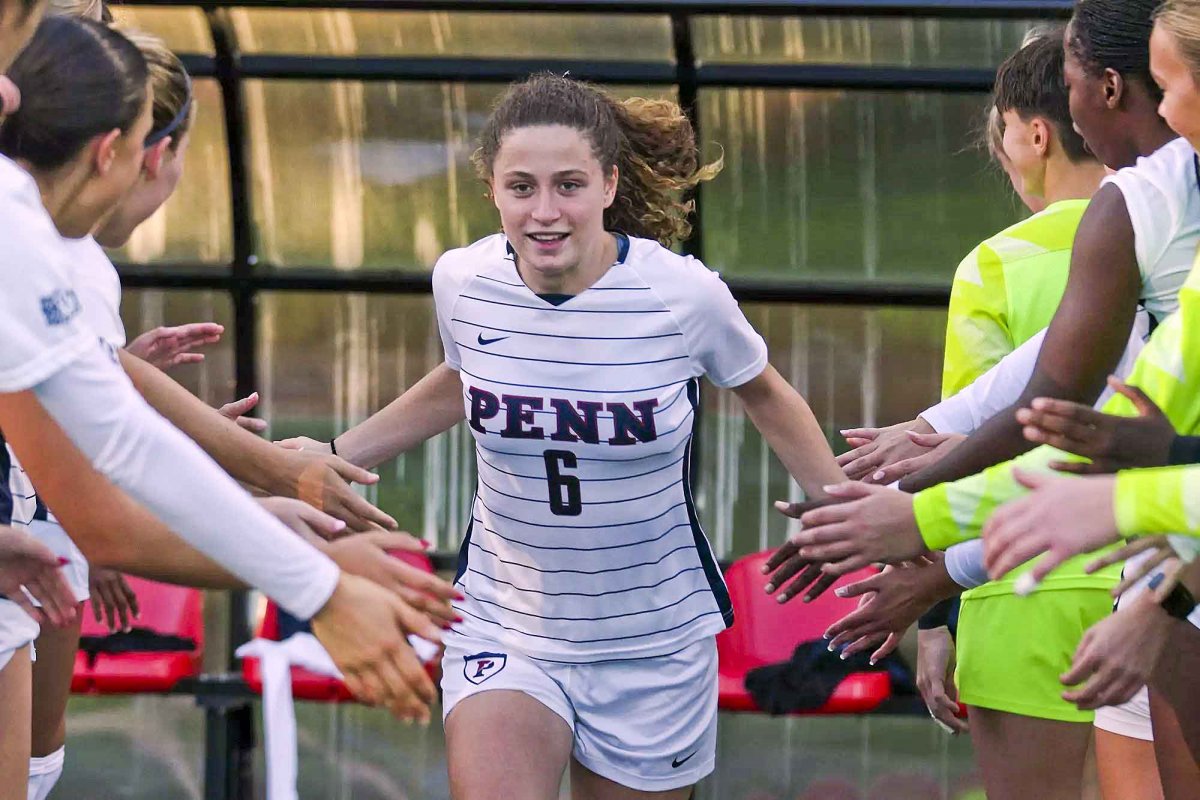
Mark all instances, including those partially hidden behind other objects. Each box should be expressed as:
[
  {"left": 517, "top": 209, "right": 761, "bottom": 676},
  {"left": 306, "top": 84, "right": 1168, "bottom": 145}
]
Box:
[{"left": 441, "top": 630, "right": 718, "bottom": 792}]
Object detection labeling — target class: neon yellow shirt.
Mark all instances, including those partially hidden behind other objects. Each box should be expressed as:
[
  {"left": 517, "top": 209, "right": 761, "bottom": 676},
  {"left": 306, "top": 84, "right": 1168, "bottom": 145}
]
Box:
[
  {"left": 941, "top": 199, "right": 1089, "bottom": 398},
  {"left": 916, "top": 247, "right": 1200, "bottom": 594},
  {"left": 1115, "top": 466, "right": 1200, "bottom": 537}
]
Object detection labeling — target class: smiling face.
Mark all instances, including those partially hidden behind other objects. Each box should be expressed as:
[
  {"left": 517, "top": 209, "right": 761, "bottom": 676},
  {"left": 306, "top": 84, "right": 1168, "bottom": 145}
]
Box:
[
  {"left": 1151, "top": 24, "right": 1200, "bottom": 150},
  {"left": 490, "top": 124, "right": 618, "bottom": 293}
]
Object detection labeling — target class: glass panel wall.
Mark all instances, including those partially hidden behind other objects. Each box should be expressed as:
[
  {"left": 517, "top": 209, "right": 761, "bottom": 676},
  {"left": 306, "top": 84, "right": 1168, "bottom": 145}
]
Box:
[
  {"left": 693, "top": 14, "right": 1039, "bottom": 67},
  {"left": 228, "top": 9, "right": 674, "bottom": 61},
  {"left": 699, "top": 88, "right": 1023, "bottom": 284}
]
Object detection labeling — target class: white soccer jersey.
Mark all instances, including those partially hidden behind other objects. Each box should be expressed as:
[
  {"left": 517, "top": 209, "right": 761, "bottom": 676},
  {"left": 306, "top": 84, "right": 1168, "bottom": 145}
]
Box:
[{"left": 434, "top": 234, "right": 768, "bottom": 662}]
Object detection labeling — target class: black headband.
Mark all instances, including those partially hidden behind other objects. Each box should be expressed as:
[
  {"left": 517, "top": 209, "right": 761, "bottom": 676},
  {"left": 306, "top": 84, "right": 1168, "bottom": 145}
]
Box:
[{"left": 144, "top": 74, "right": 193, "bottom": 148}]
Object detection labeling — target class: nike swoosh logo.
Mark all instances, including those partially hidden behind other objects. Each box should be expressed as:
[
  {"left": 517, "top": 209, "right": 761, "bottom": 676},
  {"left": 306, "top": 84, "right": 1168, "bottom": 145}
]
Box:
[
  {"left": 477, "top": 334, "right": 509, "bottom": 346},
  {"left": 671, "top": 752, "right": 697, "bottom": 769}
]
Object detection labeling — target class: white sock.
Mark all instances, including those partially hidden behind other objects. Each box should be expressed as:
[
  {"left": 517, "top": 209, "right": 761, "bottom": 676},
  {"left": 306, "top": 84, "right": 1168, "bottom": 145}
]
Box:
[{"left": 27, "top": 747, "right": 64, "bottom": 800}]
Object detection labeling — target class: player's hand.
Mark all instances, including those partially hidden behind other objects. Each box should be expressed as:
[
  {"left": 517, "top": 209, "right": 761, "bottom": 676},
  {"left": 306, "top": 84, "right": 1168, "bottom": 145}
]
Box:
[
  {"left": 323, "top": 531, "right": 462, "bottom": 627},
  {"left": 276, "top": 436, "right": 333, "bottom": 455},
  {"left": 257, "top": 496, "right": 348, "bottom": 541},
  {"left": 125, "top": 322, "right": 224, "bottom": 371},
  {"left": 88, "top": 568, "right": 139, "bottom": 633},
  {"left": 824, "top": 556, "right": 960, "bottom": 664},
  {"left": 918, "top": 626, "right": 967, "bottom": 734},
  {"left": 0, "top": 527, "right": 76, "bottom": 627},
  {"left": 861, "top": 431, "right": 967, "bottom": 486},
  {"left": 791, "top": 482, "right": 928, "bottom": 574},
  {"left": 1085, "top": 537, "right": 1178, "bottom": 597},
  {"left": 982, "top": 470, "right": 1119, "bottom": 589},
  {"left": 1060, "top": 592, "right": 1173, "bottom": 710},
  {"left": 1017, "top": 377, "right": 1175, "bottom": 474},
  {"left": 275, "top": 447, "right": 397, "bottom": 532},
  {"left": 219, "top": 392, "right": 267, "bottom": 434},
  {"left": 310, "top": 573, "right": 441, "bottom": 722},
  {"left": 836, "top": 419, "right": 935, "bottom": 481},
  {"left": 764, "top": 496, "right": 850, "bottom": 603}
]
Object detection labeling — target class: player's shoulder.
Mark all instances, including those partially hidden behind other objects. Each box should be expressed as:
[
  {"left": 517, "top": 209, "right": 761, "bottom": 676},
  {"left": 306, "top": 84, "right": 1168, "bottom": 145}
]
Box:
[
  {"left": 1105, "top": 137, "right": 1195, "bottom": 202},
  {"left": 0, "top": 157, "right": 73, "bottom": 281},
  {"left": 623, "top": 235, "right": 728, "bottom": 305},
  {"left": 432, "top": 234, "right": 508, "bottom": 291}
]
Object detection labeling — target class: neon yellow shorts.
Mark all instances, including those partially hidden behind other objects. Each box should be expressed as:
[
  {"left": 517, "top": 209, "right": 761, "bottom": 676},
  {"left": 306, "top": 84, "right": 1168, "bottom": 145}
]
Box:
[{"left": 954, "top": 588, "right": 1113, "bottom": 723}]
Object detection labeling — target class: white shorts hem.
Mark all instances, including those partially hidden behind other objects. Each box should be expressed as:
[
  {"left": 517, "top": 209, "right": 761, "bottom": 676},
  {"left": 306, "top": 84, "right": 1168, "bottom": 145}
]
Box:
[{"left": 572, "top": 752, "right": 714, "bottom": 793}]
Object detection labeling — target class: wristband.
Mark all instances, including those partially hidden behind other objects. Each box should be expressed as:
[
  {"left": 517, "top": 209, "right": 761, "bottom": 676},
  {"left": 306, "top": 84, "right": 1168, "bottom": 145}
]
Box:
[
  {"left": 329, "top": 437, "right": 338, "bottom": 457},
  {"left": 1155, "top": 578, "right": 1197, "bottom": 621}
]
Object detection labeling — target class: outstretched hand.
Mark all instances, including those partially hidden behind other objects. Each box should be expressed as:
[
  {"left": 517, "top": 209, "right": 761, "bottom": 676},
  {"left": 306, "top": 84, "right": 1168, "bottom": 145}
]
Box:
[
  {"left": 126, "top": 322, "right": 224, "bottom": 371},
  {"left": 836, "top": 419, "right": 933, "bottom": 481},
  {"left": 1017, "top": 377, "right": 1175, "bottom": 474},
  {"left": 787, "top": 482, "right": 927, "bottom": 574},
  {"left": 0, "top": 527, "right": 76, "bottom": 627},
  {"left": 982, "top": 470, "right": 1121, "bottom": 589}
]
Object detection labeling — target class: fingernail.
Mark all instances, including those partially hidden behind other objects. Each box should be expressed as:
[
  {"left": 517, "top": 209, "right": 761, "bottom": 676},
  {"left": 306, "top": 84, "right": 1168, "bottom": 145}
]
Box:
[
  {"left": 1014, "top": 573, "right": 1038, "bottom": 597},
  {"left": 56, "top": 557, "right": 69, "bottom": 566},
  {"left": 827, "top": 642, "right": 836, "bottom": 652},
  {"left": 869, "top": 657, "right": 878, "bottom": 666},
  {"left": 835, "top": 587, "right": 848, "bottom": 597},
  {"left": 823, "top": 484, "right": 840, "bottom": 493},
  {"left": 763, "top": 584, "right": 775, "bottom": 593},
  {"left": 455, "top": 616, "right": 465, "bottom": 623},
  {"left": 776, "top": 594, "right": 788, "bottom": 604},
  {"left": 872, "top": 471, "right": 885, "bottom": 481},
  {"left": 802, "top": 595, "right": 812, "bottom": 604},
  {"left": 773, "top": 501, "right": 789, "bottom": 511},
  {"left": 840, "top": 651, "right": 849, "bottom": 661},
  {"left": 420, "top": 540, "right": 432, "bottom": 549},
  {"left": 822, "top": 632, "right": 832, "bottom": 640}
]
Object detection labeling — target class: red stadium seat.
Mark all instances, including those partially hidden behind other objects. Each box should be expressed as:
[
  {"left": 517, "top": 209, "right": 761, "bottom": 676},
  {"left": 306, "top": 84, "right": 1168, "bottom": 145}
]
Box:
[
  {"left": 72, "top": 577, "right": 204, "bottom": 694},
  {"left": 241, "top": 549, "right": 438, "bottom": 702},
  {"left": 716, "top": 550, "right": 891, "bottom": 714}
]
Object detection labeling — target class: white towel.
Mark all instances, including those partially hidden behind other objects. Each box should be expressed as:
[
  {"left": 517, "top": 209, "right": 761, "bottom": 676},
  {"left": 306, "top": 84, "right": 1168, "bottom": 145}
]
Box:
[{"left": 237, "top": 633, "right": 439, "bottom": 800}]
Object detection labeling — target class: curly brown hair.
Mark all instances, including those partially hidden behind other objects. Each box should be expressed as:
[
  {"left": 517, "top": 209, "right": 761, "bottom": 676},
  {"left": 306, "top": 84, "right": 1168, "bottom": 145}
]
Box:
[{"left": 472, "top": 74, "right": 722, "bottom": 247}]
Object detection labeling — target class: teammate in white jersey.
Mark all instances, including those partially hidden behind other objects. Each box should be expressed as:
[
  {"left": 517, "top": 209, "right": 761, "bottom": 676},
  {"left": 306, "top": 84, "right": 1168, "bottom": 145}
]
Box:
[
  {"left": 280, "top": 74, "right": 847, "bottom": 798},
  {"left": 0, "top": 19, "right": 446, "bottom": 796}
]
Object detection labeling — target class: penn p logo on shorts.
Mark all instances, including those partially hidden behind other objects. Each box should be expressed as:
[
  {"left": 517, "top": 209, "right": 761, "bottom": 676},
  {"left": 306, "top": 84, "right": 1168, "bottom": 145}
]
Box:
[{"left": 464, "top": 651, "right": 507, "bottom": 685}]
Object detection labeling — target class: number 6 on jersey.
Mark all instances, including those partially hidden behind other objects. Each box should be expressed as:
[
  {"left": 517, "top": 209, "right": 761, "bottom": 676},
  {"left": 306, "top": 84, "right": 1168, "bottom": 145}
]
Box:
[{"left": 543, "top": 450, "right": 582, "bottom": 516}]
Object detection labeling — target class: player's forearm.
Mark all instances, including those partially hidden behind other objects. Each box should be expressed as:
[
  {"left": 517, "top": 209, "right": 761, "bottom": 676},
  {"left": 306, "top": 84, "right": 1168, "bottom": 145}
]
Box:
[
  {"left": 735, "top": 365, "right": 843, "bottom": 499},
  {"left": 118, "top": 349, "right": 293, "bottom": 495},
  {"left": 336, "top": 362, "right": 465, "bottom": 469},
  {"left": 1, "top": 393, "right": 245, "bottom": 588}
]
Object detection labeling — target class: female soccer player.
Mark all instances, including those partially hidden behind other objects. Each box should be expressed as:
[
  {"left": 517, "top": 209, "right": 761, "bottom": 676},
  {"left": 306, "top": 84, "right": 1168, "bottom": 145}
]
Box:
[{"left": 282, "top": 73, "right": 848, "bottom": 799}]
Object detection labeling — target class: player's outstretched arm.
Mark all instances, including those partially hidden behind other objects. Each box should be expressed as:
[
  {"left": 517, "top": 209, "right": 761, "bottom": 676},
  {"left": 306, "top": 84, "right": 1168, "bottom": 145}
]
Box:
[
  {"left": 118, "top": 349, "right": 397, "bottom": 532},
  {"left": 900, "top": 186, "right": 1141, "bottom": 492},
  {"left": 735, "top": 365, "right": 854, "bottom": 601},
  {"left": 732, "top": 364, "right": 844, "bottom": 497},
  {"left": 279, "top": 362, "right": 464, "bottom": 470}
]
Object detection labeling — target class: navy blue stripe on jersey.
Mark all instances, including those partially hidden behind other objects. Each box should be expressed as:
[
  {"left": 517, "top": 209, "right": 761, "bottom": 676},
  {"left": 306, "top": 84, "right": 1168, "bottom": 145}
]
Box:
[
  {"left": 452, "top": 318, "right": 683, "bottom": 342},
  {"left": 453, "top": 498, "right": 477, "bottom": 584},
  {"left": 454, "top": 341, "right": 689, "bottom": 368},
  {"left": 459, "top": 366, "right": 689, "bottom": 395},
  {"left": 466, "top": 564, "right": 705, "bottom": 598},
  {"left": 681, "top": 378, "right": 734, "bottom": 627},
  {"left": 471, "top": 517, "right": 690, "bottom": 553},
  {"left": 0, "top": 435, "right": 11, "bottom": 527},
  {"left": 479, "top": 475, "right": 683, "bottom": 507},
  {"left": 460, "top": 294, "right": 670, "bottom": 315},
  {"left": 477, "top": 450, "right": 686, "bottom": 483},
  {"left": 478, "top": 434, "right": 688, "bottom": 463},
  {"left": 478, "top": 498, "right": 686, "bottom": 531},
  {"left": 33, "top": 496, "right": 48, "bottom": 522},
  {"left": 456, "top": 604, "right": 723, "bottom": 645},
  {"left": 462, "top": 585, "right": 712, "bottom": 622},
  {"left": 470, "top": 538, "right": 696, "bottom": 574}
]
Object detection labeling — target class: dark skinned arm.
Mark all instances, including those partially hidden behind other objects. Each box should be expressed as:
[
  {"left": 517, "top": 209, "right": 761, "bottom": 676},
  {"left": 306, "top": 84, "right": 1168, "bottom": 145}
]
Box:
[{"left": 900, "top": 185, "right": 1142, "bottom": 492}]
